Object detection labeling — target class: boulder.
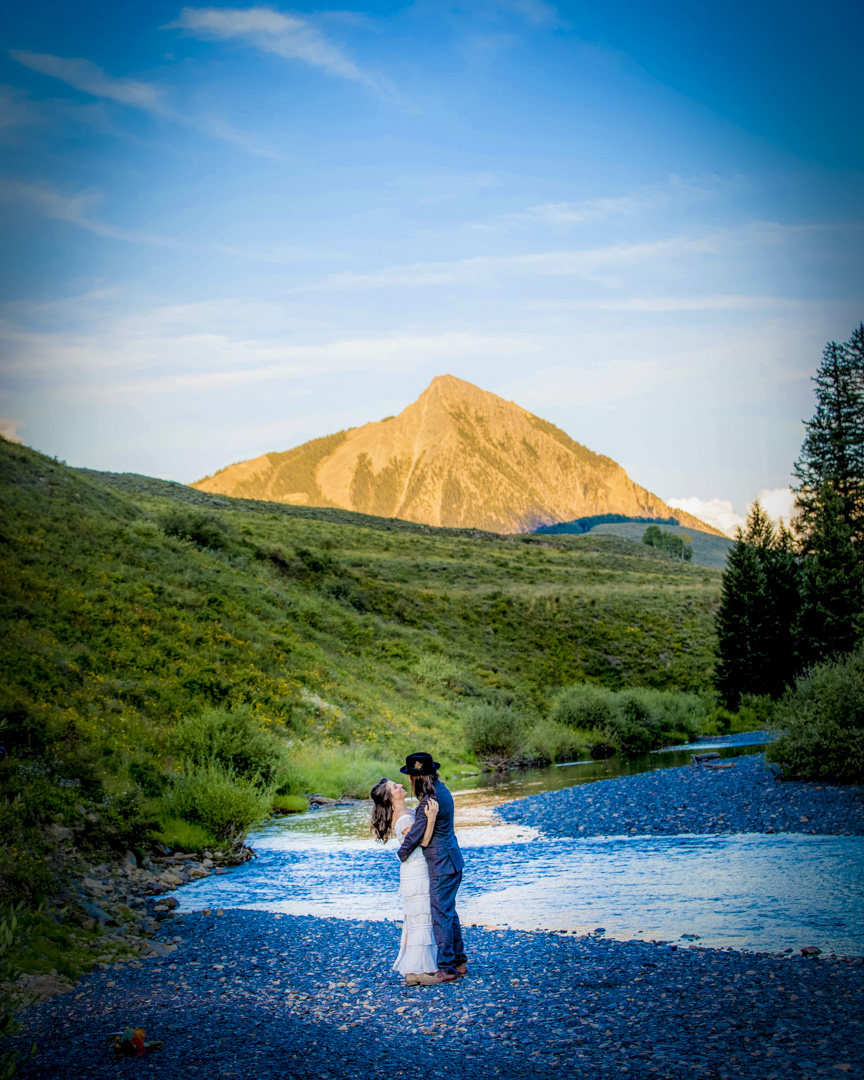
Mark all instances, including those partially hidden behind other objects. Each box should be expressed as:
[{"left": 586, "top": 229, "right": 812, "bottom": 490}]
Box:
[
  {"left": 79, "top": 900, "right": 118, "bottom": 927},
  {"left": 21, "top": 974, "right": 74, "bottom": 1001},
  {"left": 122, "top": 850, "right": 138, "bottom": 869},
  {"left": 47, "top": 823, "right": 73, "bottom": 843}
]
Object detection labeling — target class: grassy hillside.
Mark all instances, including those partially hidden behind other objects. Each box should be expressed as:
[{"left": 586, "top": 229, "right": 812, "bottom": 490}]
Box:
[
  {"left": 1, "top": 439, "right": 723, "bottom": 897},
  {"left": 588, "top": 522, "right": 733, "bottom": 571}
]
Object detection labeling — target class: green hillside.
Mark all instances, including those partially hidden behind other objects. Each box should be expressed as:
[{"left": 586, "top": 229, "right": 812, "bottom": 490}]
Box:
[
  {"left": 588, "top": 521, "right": 733, "bottom": 570},
  {"left": 1, "top": 439, "right": 723, "bottom": 899}
]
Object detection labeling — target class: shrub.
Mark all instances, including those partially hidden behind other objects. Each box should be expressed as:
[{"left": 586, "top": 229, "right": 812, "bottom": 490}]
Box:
[
  {"left": 155, "top": 817, "right": 218, "bottom": 852},
  {"left": 276, "top": 744, "right": 395, "bottom": 799},
  {"left": 170, "top": 705, "right": 289, "bottom": 787},
  {"left": 413, "top": 654, "right": 463, "bottom": 690},
  {"left": 270, "top": 794, "right": 308, "bottom": 814},
  {"left": 551, "top": 683, "right": 615, "bottom": 729},
  {"left": 462, "top": 703, "right": 524, "bottom": 769},
  {"left": 166, "top": 764, "right": 272, "bottom": 841},
  {"left": 523, "top": 719, "right": 587, "bottom": 764},
  {"left": 767, "top": 645, "right": 864, "bottom": 782},
  {"left": 162, "top": 508, "right": 229, "bottom": 550}
]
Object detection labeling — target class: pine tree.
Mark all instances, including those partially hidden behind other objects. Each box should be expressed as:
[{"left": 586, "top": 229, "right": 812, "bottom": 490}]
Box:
[
  {"left": 793, "top": 324, "right": 864, "bottom": 554},
  {"left": 797, "top": 484, "right": 864, "bottom": 667},
  {"left": 714, "top": 536, "right": 770, "bottom": 709},
  {"left": 714, "top": 504, "right": 802, "bottom": 707}
]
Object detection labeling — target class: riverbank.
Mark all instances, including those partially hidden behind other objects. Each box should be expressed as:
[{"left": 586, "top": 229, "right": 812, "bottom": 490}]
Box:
[
  {"left": 497, "top": 754, "right": 864, "bottom": 837},
  {"left": 12, "top": 909, "right": 864, "bottom": 1080}
]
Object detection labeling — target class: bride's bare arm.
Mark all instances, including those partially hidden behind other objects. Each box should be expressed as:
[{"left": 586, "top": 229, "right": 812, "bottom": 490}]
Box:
[{"left": 420, "top": 799, "right": 439, "bottom": 847}]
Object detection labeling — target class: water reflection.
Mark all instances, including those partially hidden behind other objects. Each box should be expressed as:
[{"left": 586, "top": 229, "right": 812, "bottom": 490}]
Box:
[{"left": 170, "top": 737, "right": 864, "bottom": 955}]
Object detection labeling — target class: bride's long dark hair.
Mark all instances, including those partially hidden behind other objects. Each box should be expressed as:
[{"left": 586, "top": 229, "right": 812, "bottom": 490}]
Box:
[{"left": 370, "top": 778, "right": 394, "bottom": 844}]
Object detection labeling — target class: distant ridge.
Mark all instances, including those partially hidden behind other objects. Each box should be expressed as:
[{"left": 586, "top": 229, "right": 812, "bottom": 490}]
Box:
[
  {"left": 535, "top": 514, "right": 681, "bottom": 536},
  {"left": 193, "top": 375, "right": 723, "bottom": 536}
]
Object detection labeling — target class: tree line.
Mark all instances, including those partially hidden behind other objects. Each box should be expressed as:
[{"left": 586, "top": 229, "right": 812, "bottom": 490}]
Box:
[{"left": 715, "top": 322, "right": 864, "bottom": 709}]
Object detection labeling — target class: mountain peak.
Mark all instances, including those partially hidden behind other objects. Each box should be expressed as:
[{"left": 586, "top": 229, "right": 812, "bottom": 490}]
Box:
[{"left": 192, "top": 377, "right": 721, "bottom": 535}]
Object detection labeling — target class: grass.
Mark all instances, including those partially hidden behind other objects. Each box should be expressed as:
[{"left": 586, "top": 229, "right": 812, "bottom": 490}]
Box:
[{"left": 0, "top": 438, "right": 729, "bottom": 903}]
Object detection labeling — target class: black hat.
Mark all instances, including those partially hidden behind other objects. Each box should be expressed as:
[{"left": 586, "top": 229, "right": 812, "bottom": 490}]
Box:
[{"left": 400, "top": 752, "right": 440, "bottom": 775}]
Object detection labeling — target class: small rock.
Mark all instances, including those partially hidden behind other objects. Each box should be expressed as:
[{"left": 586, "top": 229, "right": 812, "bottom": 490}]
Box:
[
  {"left": 216, "top": 908, "right": 224, "bottom": 917},
  {"left": 122, "top": 849, "right": 138, "bottom": 869},
  {"left": 47, "top": 823, "right": 73, "bottom": 843},
  {"left": 801, "top": 946, "right": 822, "bottom": 957}
]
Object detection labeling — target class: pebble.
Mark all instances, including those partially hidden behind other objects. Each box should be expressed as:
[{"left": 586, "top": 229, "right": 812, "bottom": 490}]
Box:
[
  {"left": 10, "top": 910, "right": 864, "bottom": 1079},
  {"left": 497, "top": 755, "right": 864, "bottom": 838}
]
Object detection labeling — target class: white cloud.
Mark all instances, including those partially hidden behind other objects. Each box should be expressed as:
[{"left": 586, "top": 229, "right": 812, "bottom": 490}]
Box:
[
  {"left": 668, "top": 488, "right": 797, "bottom": 537},
  {"left": 167, "top": 6, "right": 379, "bottom": 87},
  {"left": 1, "top": 311, "right": 539, "bottom": 397},
  {"left": 754, "top": 486, "right": 797, "bottom": 524},
  {"left": 8, "top": 50, "right": 281, "bottom": 156},
  {"left": 667, "top": 497, "right": 745, "bottom": 537},
  {"left": 9, "top": 51, "right": 169, "bottom": 114},
  {"left": 0, "top": 418, "right": 23, "bottom": 443},
  {"left": 312, "top": 234, "right": 725, "bottom": 291}
]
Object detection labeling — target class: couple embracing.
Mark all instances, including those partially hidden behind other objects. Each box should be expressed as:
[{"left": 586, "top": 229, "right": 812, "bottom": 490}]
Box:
[{"left": 370, "top": 752, "right": 467, "bottom": 986}]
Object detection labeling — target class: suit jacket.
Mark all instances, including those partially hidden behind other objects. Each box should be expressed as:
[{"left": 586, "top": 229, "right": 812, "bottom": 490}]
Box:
[{"left": 396, "top": 779, "right": 464, "bottom": 875}]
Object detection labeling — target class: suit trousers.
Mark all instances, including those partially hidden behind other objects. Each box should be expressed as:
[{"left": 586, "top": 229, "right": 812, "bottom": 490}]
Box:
[{"left": 428, "top": 869, "right": 466, "bottom": 973}]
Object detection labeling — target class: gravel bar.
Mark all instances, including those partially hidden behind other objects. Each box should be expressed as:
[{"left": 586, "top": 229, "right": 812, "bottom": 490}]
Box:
[
  {"left": 13, "top": 909, "right": 864, "bottom": 1080},
  {"left": 497, "top": 754, "right": 864, "bottom": 838}
]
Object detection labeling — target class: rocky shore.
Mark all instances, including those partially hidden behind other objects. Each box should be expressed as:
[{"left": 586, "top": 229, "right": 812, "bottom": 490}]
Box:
[
  {"left": 497, "top": 754, "right": 864, "bottom": 838},
  {"left": 2, "top": 836, "right": 253, "bottom": 1008},
  {"left": 11, "top": 909, "right": 864, "bottom": 1080}
]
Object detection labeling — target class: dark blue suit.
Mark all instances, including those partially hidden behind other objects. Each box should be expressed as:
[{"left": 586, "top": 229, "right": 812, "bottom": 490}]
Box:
[{"left": 397, "top": 779, "right": 466, "bottom": 974}]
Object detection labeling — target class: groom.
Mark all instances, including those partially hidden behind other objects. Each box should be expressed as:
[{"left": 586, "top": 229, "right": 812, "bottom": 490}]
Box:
[{"left": 397, "top": 752, "right": 467, "bottom": 985}]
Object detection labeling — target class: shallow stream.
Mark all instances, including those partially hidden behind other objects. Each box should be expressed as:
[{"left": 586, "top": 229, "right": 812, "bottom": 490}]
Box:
[{"left": 171, "top": 734, "right": 864, "bottom": 955}]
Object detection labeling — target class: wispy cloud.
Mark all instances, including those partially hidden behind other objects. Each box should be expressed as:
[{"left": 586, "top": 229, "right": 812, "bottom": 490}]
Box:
[
  {"left": 470, "top": 176, "right": 719, "bottom": 233},
  {"left": 9, "top": 50, "right": 169, "bottom": 114},
  {"left": 310, "top": 234, "right": 725, "bottom": 291},
  {"left": 2, "top": 317, "right": 539, "bottom": 398},
  {"left": 0, "top": 177, "right": 339, "bottom": 261},
  {"left": 0, "top": 177, "right": 186, "bottom": 246},
  {"left": 530, "top": 294, "right": 809, "bottom": 313},
  {"left": 8, "top": 49, "right": 280, "bottom": 156},
  {"left": 166, "top": 6, "right": 381, "bottom": 88}
]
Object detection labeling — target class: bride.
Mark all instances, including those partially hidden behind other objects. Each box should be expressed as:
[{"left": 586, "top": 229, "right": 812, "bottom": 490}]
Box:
[{"left": 370, "top": 778, "right": 439, "bottom": 984}]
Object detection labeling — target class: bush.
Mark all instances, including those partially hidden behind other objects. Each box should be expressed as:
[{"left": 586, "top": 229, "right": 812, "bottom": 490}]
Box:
[
  {"left": 162, "top": 508, "right": 229, "bottom": 550},
  {"left": 549, "top": 683, "right": 708, "bottom": 759},
  {"left": 413, "top": 653, "right": 463, "bottom": 690},
  {"left": 165, "top": 764, "right": 272, "bottom": 841},
  {"left": 551, "top": 683, "right": 615, "bottom": 729},
  {"left": 170, "top": 706, "right": 289, "bottom": 787},
  {"left": 270, "top": 794, "right": 308, "bottom": 814},
  {"left": 155, "top": 817, "right": 218, "bottom": 852},
  {"left": 462, "top": 703, "right": 524, "bottom": 769},
  {"left": 767, "top": 645, "right": 864, "bottom": 782},
  {"left": 523, "top": 718, "right": 587, "bottom": 764}
]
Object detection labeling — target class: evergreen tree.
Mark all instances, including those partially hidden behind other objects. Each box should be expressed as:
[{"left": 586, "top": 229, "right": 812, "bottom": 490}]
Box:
[
  {"left": 714, "top": 534, "right": 769, "bottom": 709},
  {"left": 793, "top": 324, "right": 864, "bottom": 554},
  {"left": 763, "top": 520, "right": 803, "bottom": 692},
  {"left": 714, "top": 504, "right": 802, "bottom": 708},
  {"left": 797, "top": 484, "right": 864, "bottom": 667}
]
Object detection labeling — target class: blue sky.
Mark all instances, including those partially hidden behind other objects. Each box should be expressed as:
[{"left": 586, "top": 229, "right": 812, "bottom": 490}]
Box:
[{"left": 1, "top": 0, "right": 862, "bottom": 531}]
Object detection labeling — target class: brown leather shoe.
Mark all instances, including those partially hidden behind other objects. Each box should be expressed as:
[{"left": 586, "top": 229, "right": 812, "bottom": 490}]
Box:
[
  {"left": 456, "top": 963, "right": 468, "bottom": 978},
  {"left": 416, "top": 970, "right": 457, "bottom": 986}
]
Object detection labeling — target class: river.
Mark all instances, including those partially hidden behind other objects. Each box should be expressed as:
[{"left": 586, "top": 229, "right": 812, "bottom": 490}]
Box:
[{"left": 170, "top": 733, "right": 864, "bottom": 956}]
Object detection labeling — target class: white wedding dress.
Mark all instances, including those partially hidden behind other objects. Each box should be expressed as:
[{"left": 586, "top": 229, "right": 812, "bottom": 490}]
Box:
[{"left": 392, "top": 811, "right": 438, "bottom": 976}]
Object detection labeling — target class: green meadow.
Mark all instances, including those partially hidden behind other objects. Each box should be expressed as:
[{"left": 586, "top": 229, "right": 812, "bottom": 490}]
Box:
[{"left": 1, "top": 438, "right": 728, "bottom": 889}]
